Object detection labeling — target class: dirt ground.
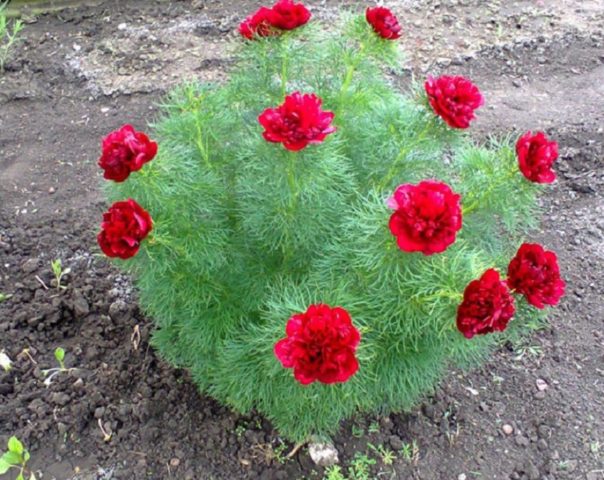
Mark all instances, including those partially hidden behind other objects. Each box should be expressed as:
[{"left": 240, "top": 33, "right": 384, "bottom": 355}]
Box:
[{"left": 1, "top": 1, "right": 603, "bottom": 479}]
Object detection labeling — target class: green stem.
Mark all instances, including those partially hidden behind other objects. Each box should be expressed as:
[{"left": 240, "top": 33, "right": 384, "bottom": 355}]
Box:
[
  {"left": 379, "top": 118, "right": 435, "bottom": 190},
  {"left": 336, "top": 43, "right": 365, "bottom": 118},
  {"left": 280, "top": 39, "right": 289, "bottom": 98},
  {"left": 462, "top": 167, "right": 518, "bottom": 215}
]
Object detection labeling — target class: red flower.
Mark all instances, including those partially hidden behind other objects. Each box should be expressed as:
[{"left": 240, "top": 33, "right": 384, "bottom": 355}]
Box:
[
  {"left": 258, "top": 92, "right": 336, "bottom": 151},
  {"left": 387, "top": 180, "right": 462, "bottom": 255},
  {"left": 274, "top": 304, "right": 360, "bottom": 385},
  {"left": 269, "top": 0, "right": 311, "bottom": 30},
  {"left": 239, "top": 7, "right": 275, "bottom": 39},
  {"left": 424, "top": 75, "right": 484, "bottom": 129},
  {"left": 239, "top": 0, "right": 310, "bottom": 39},
  {"left": 507, "top": 243, "right": 565, "bottom": 309},
  {"left": 98, "top": 199, "right": 152, "bottom": 259},
  {"left": 98, "top": 125, "right": 158, "bottom": 182},
  {"left": 516, "top": 131, "right": 558, "bottom": 184},
  {"left": 457, "top": 269, "right": 515, "bottom": 339},
  {"left": 366, "top": 6, "right": 401, "bottom": 40}
]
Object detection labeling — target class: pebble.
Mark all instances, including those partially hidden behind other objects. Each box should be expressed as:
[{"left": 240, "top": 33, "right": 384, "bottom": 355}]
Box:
[
  {"left": 50, "top": 392, "right": 71, "bottom": 406},
  {"left": 389, "top": 434, "right": 404, "bottom": 451},
  {"left": 22, "top": 258, "right": 40, "bottom": 273},
  {"left": 515, "top": 435, "right": 530, "bottom": 447},
  {"left": 308, "top": 441, "right": 339, "bottom": 467},
  {"left": 536, "top": 378, "right": 548, "bottom": 391},
  {"left": 169, "top": 458, "right": 180, "bottom": 467},
  {"left": 48, "top": 187, "right": 56, "bottom": 194},
  {"left": 502, "top": 424, "right": 514, "bottom": 435},
  {"left": 458, "top": 474, "right": 467, "bottom": 480}
]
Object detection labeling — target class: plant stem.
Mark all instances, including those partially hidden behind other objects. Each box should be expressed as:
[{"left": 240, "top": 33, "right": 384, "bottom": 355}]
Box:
[
  {"left": 462, "top": 167, "right": 518, "bottom": 215},
  {"left": 379, "top": 118, "right": 435, "bottom": 190}
]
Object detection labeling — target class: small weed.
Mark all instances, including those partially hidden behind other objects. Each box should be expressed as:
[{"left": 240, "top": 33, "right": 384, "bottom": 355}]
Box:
[
  {"left": 42, "top": 347, "right": 75, "bottom": 386},
  {"left": 590, "top": 441, "right": 600, "bottom": 454},
  {"left": 0, "top": 292, "right": 12, "bottom": 303},
  {"left": 351, "top": 425, "right": 365, "bottom": 438},
  {"left": 0, "top": 351, "right": 12, "bottom": 372},
  {"left": 400, "top": 440, "right": 419, "bottom": 466},
  {"left": 0, "top": 436, "right": 37, "bottom": 479},
  {"left": 235, "top": 425, "right": 246, "bottom": 438},
  {"left": 367, "top": 443, "right": 395, "bottom": 466},
  {"left": 0, "top": 4, "right": 24, "bottom": 72},
  {"left": 51, "top": 259, "right": 71, "bottom": 291},
  {"left": 324, "top": 465, "right": 346, "bottom": 480},
  {"left": 367, "top": 422, "right": 380, "bottom": 434},
  {"left": 348, "top": 453, "right": 376, "bottom": 480},
  {"left": 513, "top": 343, "right": 542, "bottom": 361}
]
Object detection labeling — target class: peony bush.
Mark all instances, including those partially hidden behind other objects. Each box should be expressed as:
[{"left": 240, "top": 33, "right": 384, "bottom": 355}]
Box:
[{"left": 96, "top": 1, "right": 565, "bottom": 442}]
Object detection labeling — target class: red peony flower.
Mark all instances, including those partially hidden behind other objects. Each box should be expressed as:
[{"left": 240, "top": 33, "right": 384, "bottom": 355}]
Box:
[
  {"left": 274, "top": 304, "right": 360, "bottom": 385},
  {"left": 239, "top": 0, "right": 310, "bottom": 39},
  {"left": 424, "top": 75, "right": 484, "bottom": 129},
  {"left": 365, "top": 6, "right": 401, "bottom": 40},
  {"left": 387, "top": 180, "right": 462, "bottom": 255},
  {"left": 98, "top": 199, "right": 152, "bottom": 259},
  {"left": 516, "top": 131, "right": 558, "bottom": 184},
  {"left": 239, "top": 7, "right": 276, "bottom": 39},
  {"left": 457, "top": 269, "right": 515, "bottom": 339},
  {"left": 507, "top": 243, "right": 565, "bottom": 309},
  {"left": 98, "top": 125, "right": 158, "bottom": 182},
  {"left": 269, "top": 0, "right": 311, "bottom": 30},
  {"left": 258, "top": 92, "right": 336, "bottom": 151}
]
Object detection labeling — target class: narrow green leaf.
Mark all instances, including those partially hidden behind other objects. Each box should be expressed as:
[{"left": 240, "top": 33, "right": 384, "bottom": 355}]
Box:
[{"left": 16, "top": 472, "right": 24, "bottom": 480}]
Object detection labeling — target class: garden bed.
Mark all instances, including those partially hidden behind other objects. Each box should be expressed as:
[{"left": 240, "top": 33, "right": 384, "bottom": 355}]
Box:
[{"left": 1, "top": 1, "right": 603, "bottom": 479}]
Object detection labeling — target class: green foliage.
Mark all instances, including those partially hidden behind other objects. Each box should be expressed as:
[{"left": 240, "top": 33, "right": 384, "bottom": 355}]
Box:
[
  {"left": 0, "top": 436, "right": 36, "bottom": 480},
  {"left": 0, "top": 5, "right": 24, "bottom": 72},
  {"left": 51, "top": 259, "right": 70, "bottom": 290},
  {"left": 54, "top": 347, "right": 65, "bottom": 370},
  {"left": 105, "top": 13, "right": 547, "bottom": 442}
]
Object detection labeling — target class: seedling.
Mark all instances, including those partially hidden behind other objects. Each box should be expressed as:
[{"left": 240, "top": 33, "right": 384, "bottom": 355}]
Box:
[
  {"left": 367, "top": 443, "right": 395, "bottom": 466},
  {"left": 0, "top": 436, "right": 37, "bottom": 480},
  {"left": 324, "top": 465, "right": 346, "bottom": 480},
  {"left": 42, "top": 347, "right": 75, "bottom": 386},
  {"left": 348, "top": 453, "right": 376, "bottom": 480},
  {"left": 0, "top": 293, "right": 12, "bottom": 303},
  {"left": 367, "top": 422, "right": 380, "bottom": 434},
  {"left": 400, "top": 440, "right": 419, "bottom": 465},
  {"left": 0, "top": 4, "right": 24, "bottom": 72},
  {"left": 351, "top": 425, "right": 365, "bottom": 438},
  {"left": 0, "top": 351, "right": 11, "bottom": 372},
  {"left": 51, "top": 259, "right": 71, "bottom": 291}
]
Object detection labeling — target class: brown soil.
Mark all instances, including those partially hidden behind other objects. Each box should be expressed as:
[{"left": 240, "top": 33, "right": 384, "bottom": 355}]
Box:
[{"left": 1, "top": 1, "right": 603, "bottom": 479}]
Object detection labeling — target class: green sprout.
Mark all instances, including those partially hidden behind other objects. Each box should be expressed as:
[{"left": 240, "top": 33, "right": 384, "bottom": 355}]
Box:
[
  {"left": 51, "top": 259, "right": 70, "bottom": 291},
  {"left": 42, "top": 347, "right": 74, "bottom": 386},
  {"left": 0, "top": 351, "right": 12, "bottom": 372},
  {"left": 0, "top": 5, "right": 24, "bottom": 72},
  {"left": 400, "top": 440, "right": 419, "bottom": 465},
  {"left": 0, "top": 293, "right": 12, "bottom": 303},
  {"left": 367, "top": 443, "right": 396, "bottom": 466},
  {"left": 324, "top": 465, "right": 346, "bottom": 480},
  {"left": 0, "top": 436, "right": 37, "bottom": 480},
  {"left": 348, "top": 453, "right": 376, "bottom": 480}
]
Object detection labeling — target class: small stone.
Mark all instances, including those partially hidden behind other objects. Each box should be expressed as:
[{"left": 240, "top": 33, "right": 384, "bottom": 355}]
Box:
[
  {"left": 308, "top": 441, "right": 339, "bottom": 467},
  {"left": 48, "top": 187, "right": 56, "bottom": 194},
  {"left": 502, "top": 424, "right": 514, "bottom": 435},
  {"left": 536, "top": 378, "right": 548, "bottom": 391},
  {"left": 534, "top": 391, "right": 546, "bottom": 400},
  {"left": 169, "top": 458, "right": 180, "bottom": 468},
  {"left": 537, "top": 439, "right": 548, "bottom": 450},
  {"left": 515, "top": 435, "right": 529, "bottom": 447},
  {"left": 50, "top": 392, "right": 70, "bottom": 406},
  {"left": 388, "top": 435, "right": 404, "bottom": 451},
  {"left": 524, "top": 459, "right": 540, "bottom": 480},
  {"left": 73, "top": 292, "right": 90, "bottom": 318},
  {"left": 458, "top": 475, "right": 467, "bottom": 480},
  {"left": 22, "top": 258, "right": 40, "bottom": 273},
  {"left": 94, "top": 407, "right": 105, "bottom": 419},
  {"left": 117, "top": 23, "right": 127, "bottom": 30}
]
